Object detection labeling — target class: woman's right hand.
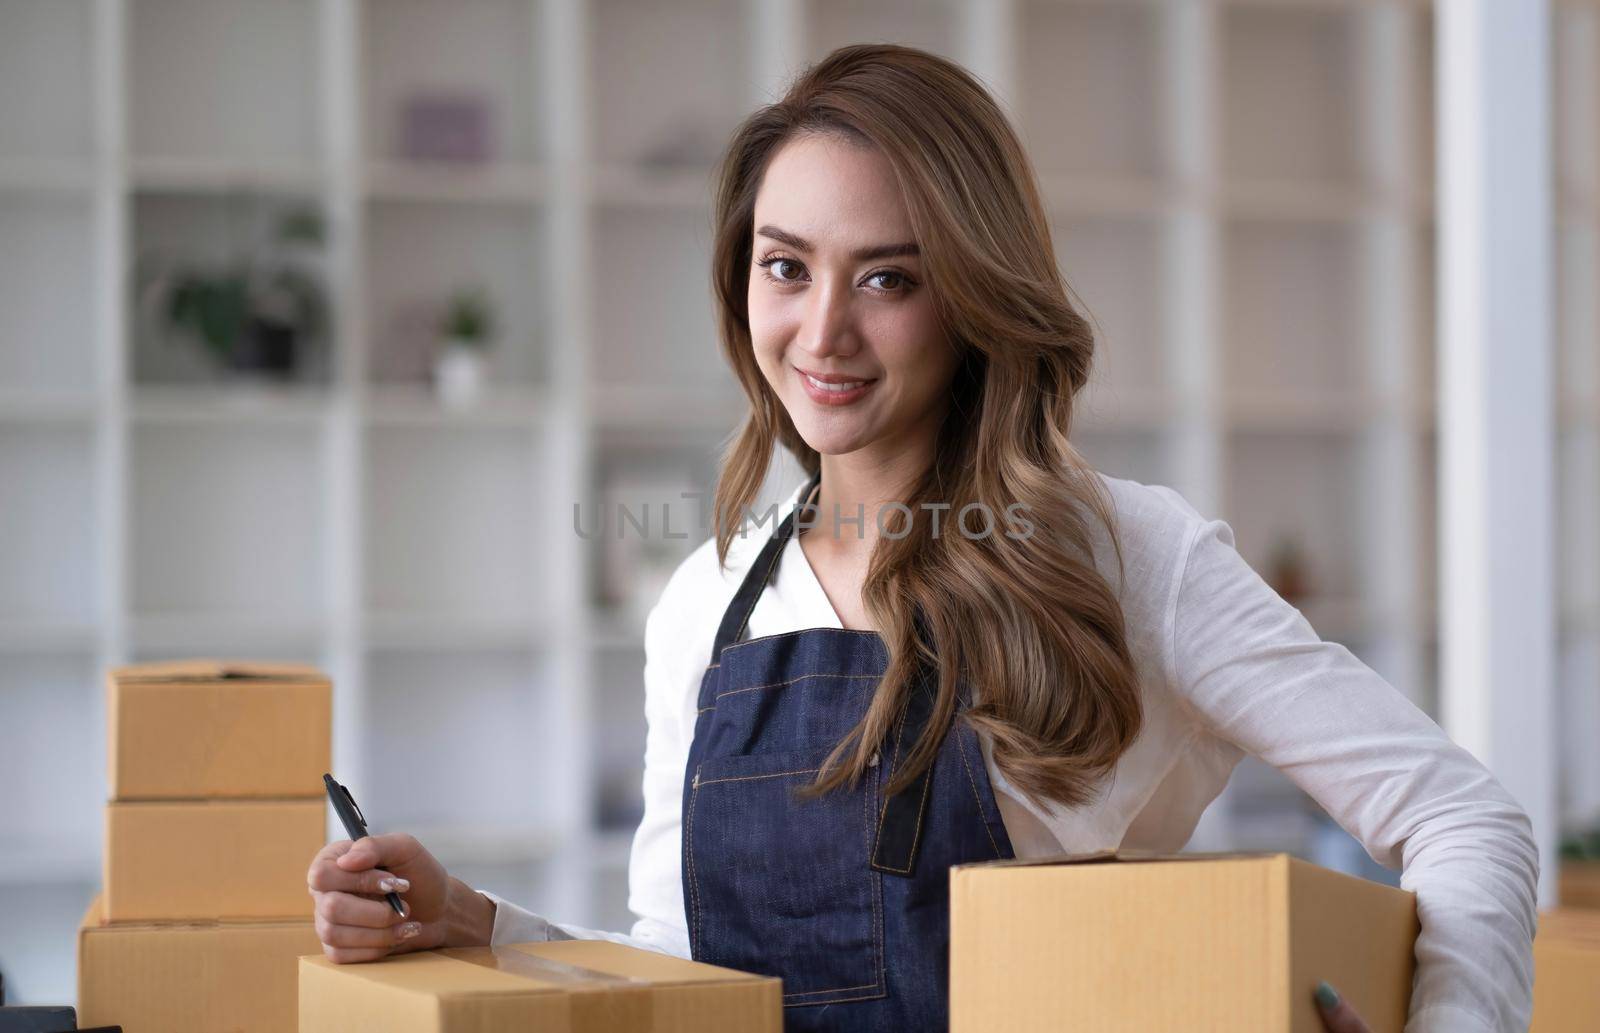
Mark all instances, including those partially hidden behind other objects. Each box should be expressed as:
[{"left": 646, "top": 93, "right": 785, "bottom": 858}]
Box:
[{"left": 306, "top": 832, "right": 493, "bottom": 963}]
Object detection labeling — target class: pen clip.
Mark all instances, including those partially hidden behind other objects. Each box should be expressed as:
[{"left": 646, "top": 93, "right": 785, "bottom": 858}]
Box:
[{"left": 339, "top": 782, "right": 366, "bottom": 828}]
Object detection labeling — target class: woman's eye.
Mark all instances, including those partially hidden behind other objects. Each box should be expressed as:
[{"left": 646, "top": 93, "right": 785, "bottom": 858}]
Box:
[
  {"left": 866, "top": 271, "right": 905, "bottom": 291},
  {"left": 760, "top": 257, "right": 805, "bottom": 283}
]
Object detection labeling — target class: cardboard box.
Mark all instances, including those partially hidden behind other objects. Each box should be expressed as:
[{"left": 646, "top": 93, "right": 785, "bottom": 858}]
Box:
[
  {"left": 104, "top": 799, "right": 323, "bottom": 921},
  {"left": 107, "top": 659, "right": 330, "bottom": 800},
  {"left": 77, "top": 895, "right": 320, "bottom": 1033},
  {"left": 1559, "top": 859, "right": 1600, "bottom": 909},
  {"left": 950, "top": 850, "right": 1419, "bottom": 1033},
  {"left": 299, "top": 940, "right": 782, "bottom": 1033},
  {"left": 1531, "top": 908, "right": 1600, "bottom": 1033}
]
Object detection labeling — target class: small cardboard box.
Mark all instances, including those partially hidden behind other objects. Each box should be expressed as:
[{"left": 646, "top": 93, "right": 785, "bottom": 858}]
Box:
[
  {"left": 299, "top": 939, "right": 783, "bottom": 1033},
  {"left": 107, "top": 659, "right": 331, "bottom": 800},
  {"left": 1531, "top": 908, "right": 1600, "bottom": 1032},
  {"left": 950, "top": 850, "right": 1419, "bottom": 1033},
  {"left": 104, "top": 799, "right": 323, "bottom": 921},
  {"left": 77, "top": 894, "right": 321, "bottom": 1033}
]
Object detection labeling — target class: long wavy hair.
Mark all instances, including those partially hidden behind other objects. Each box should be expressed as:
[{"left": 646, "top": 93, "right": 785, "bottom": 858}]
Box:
[{"left": 708, "top": 43, "right": 1141, "bottom": 812}]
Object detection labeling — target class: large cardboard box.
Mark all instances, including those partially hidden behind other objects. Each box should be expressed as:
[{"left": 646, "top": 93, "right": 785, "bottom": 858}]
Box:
[
  {"left": 1532, "top": 908, "right": 1600, "bottom": 1032},
  {"left": 107, "top": 659, "right": 330, "bottom": 800},
  {"left": 299, "top": 940, "right": 783, "bottom": 1032},
  {"left": 104, "top": 799, "right": 323, "bottom": 921},
  {"left": 77, "top": 895, "right": 320, "bottom": 1033},
  {"left": 950, "top": 850, "right": 1419, "bottom": 1033}
]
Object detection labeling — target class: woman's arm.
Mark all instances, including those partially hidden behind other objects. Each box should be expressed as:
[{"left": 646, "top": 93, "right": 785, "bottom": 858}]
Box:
[{"left": 1166, "top": 516, "right": 1539, "bottom": 1033}]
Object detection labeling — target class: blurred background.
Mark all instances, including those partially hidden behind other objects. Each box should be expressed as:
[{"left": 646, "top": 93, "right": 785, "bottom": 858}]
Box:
[{"left": 0, "top": 0, "right": 1596, "bottom": 1007}]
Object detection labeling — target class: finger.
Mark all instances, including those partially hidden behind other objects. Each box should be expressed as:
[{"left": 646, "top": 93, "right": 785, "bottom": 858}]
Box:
[
  {"left": 336, "top": 833, "right": 423, "bottom": 872},
  {"left": 321, "top": 941, "right": 390, "bottom": 965},
  {"left": 315, "top": 916, "right": 423, "bottom": 952},
  {"left": 308, "top": 859, "right": 409, "bottom": 896},
  {"left": 315, "top": 890, "right": 410, "bottom": 929},
  {"left": 1314, "top": 982, "right": 1371, "bottom": 1033}
]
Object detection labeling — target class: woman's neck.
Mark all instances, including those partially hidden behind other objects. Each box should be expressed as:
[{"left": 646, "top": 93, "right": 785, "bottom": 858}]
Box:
[{"left": 810, "top": 442, "right": 933, "bottom": 551}]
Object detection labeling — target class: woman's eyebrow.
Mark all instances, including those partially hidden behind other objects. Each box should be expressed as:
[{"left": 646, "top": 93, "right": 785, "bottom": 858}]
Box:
[{"left": 755, "top": 225, "right": 919, "bottom": 262}]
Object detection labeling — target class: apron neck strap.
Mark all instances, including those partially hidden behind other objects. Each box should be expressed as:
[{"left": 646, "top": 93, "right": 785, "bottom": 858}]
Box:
[{"left": 710, "top": 469, "right": 822, "bottom": 659}]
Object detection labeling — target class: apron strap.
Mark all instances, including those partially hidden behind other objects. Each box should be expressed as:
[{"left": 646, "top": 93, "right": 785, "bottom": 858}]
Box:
[
  {"left": 870, "top": 614, "right": 944, "bottom": 877},
  {"left": 710, "top": 469, "right": 822, "bottom": 659}
]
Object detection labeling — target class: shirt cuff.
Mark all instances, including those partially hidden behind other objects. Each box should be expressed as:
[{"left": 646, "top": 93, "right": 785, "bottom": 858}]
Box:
[
  {"left": 477, "top": 890, "right": 557, "bottom": 946},
  {"left": 1404, "top": 1003, "right": 1499, "bottom": 1033}
]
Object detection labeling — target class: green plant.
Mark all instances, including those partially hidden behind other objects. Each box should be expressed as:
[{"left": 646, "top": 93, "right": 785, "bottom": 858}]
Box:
[{"left": 439, "top": 289, "right": 495, "bottom": 348}]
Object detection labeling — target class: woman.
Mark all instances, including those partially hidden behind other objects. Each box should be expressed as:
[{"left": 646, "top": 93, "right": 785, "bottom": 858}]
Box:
[{"left": 308, "top": 45, "right": 1538, "bottom": 1032}]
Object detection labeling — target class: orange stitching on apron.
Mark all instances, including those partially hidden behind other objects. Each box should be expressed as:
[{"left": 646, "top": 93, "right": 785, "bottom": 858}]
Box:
[
  {"left": 956, "top": 723, "right": 1003, "bottom": 859},
  {"left": 696, "top": 672, "right": 878, "bottom": 713}
]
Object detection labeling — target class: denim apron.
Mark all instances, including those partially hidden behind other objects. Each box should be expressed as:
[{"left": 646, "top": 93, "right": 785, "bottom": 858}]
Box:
[{"left": 682, "top": 472, "right": 1016, "bottom": 1031}]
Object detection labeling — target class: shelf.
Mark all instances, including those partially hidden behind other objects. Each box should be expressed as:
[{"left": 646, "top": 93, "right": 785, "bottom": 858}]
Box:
[
  {"left": 807, "top": 0, "right": 959, "bottom": 65},
  {"left": 128, "top": 613, "right": 328, "bottom": 656},
  {"left": 364, "top": 611, "right": 545, "bottom": 654},
  {"left": 590, "top": 383, "right": 744, "bottom": 436},
  {"left": 0, "top": 618, "right": 101, "bottom": 655},
  {"left": 590, "top": 164, "right": 717, "bottom": 210},
  {"left": 364, "top": 161, "right": 547, "bottom": 205},
  {"left": 0, "top": 390, "right": 101, "bottom": 424},
  {"left": 364, "top": 384, "right": 548, "bottom": 429},
  {"left": 128, "top": 156, "right": 326, "bottom": 195},
  {"left": 131, "top": 384, "right": 333, "bottom": 426},
  {"left": 1038, "top": 174, "right": 1173, "bottom": 219}
]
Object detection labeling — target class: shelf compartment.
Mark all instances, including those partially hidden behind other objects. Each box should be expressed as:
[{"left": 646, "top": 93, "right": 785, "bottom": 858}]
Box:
[
  {"left": 1224, "top": 430, "right": 1364, "bottom": 608},
  {"left": 0, "top": 425, "right": 99, "bottom": 628},
  {"left": 590, "top": 0, "right": 747, "bottom": 171},
  {"left": 1054, "top": 214, "right": 1170, "bottom": 408},
  {"left": 593, "top": 647, "right": 647, "bottom": 832},
  {"left": 361, "top": 0, "right": 540, "bottom": 165},
  {"left": 130, "top": 421, "right": 328, "bottom": 621},
  {"left": 128, "top": 0, "right": 322, "bottom": 164},
  {"left": 362, "top": 648, "right": 557, "bottom": 844},
  {"left": 1221, "top": 4, "right": 1363, "bottom": 187},
  {"left": 364, "top": 424, "right": 542, "bottom": 622},
  {"left": 590, "top": 207, "right": 733, "bottom": 393},
  {"left": 806, "top": 0, "right": 959, "bottom": 65},
  {"left": 364, "top": 199, "right": 546, "bottom": 386},
  {"left": 1067, "top": 427, "right": 1170, "bottom": 489},
  {"left": 0, "top": 194, "right": 97, "bottom": 394},
  {"left": 1222, "top": 218, "right": 1365, "bottom": 403},
  {"left": 0, "top": 0, "right": 95, "bottom": 163},
  {"left": 1018, "top": 0, "right": 1166, "bottom": 180},
  {"left": 129, "top": 191, "right": 335, "bottom": 386},
  {"left": 0, "top": 653, "right": 103, "bottom": 884}
]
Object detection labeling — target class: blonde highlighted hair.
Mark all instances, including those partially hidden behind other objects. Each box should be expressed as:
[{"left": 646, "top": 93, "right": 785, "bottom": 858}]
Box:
[{"left": 709, "top": 44, "right": 1141, "bottom": 811}]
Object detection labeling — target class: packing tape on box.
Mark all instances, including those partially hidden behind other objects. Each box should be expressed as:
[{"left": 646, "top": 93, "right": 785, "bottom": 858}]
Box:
[{"left": 440, "top": 946, "right": 656, "bottom": 1032}]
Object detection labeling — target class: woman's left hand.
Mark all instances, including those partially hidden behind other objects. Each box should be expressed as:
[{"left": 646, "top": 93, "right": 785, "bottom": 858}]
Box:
[{"left": 1314, "top": 981, "right": 1371, "bottom": 1033}]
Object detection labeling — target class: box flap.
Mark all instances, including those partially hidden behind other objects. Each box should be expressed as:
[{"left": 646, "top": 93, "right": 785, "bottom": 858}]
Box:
[
  {"left": 952, "top": 847, "right": 1286, "bottom": 872},
  {"left": 110, "top": 659, "right": 329, "bottom": 684}
]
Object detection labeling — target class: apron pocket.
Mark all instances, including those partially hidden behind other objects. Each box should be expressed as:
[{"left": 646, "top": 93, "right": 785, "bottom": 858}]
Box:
[{"left": 687, "top": 745, "right": 886, "bottom": 1007}]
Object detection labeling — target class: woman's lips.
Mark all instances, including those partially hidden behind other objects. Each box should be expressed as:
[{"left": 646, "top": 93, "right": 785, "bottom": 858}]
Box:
[{"left": 795, "top": 366, "right": 877, "bottom": 406}]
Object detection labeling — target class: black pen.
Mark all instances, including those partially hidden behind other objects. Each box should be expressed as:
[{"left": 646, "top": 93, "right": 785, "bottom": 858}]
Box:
[{"left": 323, "top": 773, "right": 406, "bottom": 917}]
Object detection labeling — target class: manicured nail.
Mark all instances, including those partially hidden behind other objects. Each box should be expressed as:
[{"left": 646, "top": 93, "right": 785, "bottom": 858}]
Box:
[
  {"left": 1315, "top": 981, "right": 1340, "bottom": 1010},
  {"left": 379, "top": 877, "right": 410, "bottom": 893},
  {"left": 397, "top": 922, "right": 421, "bottom": 940}
]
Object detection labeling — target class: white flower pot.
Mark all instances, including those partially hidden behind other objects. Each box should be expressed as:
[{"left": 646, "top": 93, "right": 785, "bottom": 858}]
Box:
[{"left": 433, "top": 341, "right": 487, "bottom": 408}]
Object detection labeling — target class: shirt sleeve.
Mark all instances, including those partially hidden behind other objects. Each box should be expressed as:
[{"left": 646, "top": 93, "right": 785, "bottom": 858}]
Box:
[
  {"left": 472, "top": 583, "right": 694, "bottom": 959},
  {"left": 1167, "top": 516, "right": 1539, "bottom": 1033}
]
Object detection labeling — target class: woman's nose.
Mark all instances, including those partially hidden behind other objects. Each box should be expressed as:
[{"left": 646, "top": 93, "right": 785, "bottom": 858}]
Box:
[{"left": 795, "top": 282, "right": 857, "bottom": 359}]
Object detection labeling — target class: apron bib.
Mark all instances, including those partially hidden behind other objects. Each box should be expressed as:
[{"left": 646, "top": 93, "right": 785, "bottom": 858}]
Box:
[{"left": 682, "top": 471, "right": 1016, "bottom": 1031}]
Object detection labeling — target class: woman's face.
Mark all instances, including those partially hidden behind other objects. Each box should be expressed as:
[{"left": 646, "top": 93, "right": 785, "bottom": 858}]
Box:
[{"left": 747, "top": 132, "right": 960, "bottom": 460}]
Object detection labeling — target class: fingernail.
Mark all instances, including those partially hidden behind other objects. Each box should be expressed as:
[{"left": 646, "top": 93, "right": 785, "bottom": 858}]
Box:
[
  {"left": 379, "top": 878, "right": 410, "bottom": 893},
  {"left": 1315, "top": 981, "right": 1340, "bottom": 1010},
  {"left": 397, "top": 922, "right": 421, "bottom": 940}
]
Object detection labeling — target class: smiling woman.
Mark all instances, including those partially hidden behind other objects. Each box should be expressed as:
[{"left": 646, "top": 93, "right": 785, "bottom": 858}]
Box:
[{"left": 307, "top": 43, "right": 1537, "bottom": 1033}]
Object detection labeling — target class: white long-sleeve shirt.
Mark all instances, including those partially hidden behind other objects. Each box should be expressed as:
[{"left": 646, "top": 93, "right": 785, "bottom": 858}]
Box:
[{"left": 484, "top": 472, "right": 1538, "bottom": 1032}]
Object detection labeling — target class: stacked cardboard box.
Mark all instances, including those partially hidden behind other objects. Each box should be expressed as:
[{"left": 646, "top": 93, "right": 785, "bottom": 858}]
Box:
[{"left": 78, "top": 660, "right": 331, "bottom": 1033}]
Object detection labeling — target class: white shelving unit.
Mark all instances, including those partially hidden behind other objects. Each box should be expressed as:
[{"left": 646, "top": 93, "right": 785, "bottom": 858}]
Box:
[{"left": 0, "top": 0, "right": 1595, "bottom": 1004}]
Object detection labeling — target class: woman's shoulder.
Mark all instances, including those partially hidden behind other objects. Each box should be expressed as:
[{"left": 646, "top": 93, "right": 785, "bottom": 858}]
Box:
[{"left": 1079, "top": 469, "right": 1212, "bottom": 605}]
